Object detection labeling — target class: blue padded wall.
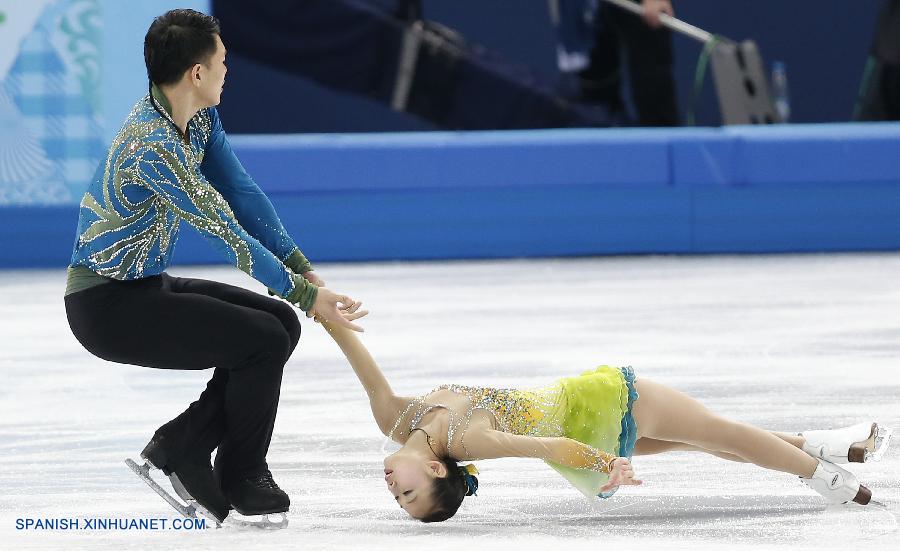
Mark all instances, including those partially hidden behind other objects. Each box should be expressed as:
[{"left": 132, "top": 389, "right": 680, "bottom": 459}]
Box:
[{"left": 3, "top": 123, "right": 899, "bottom": 269}]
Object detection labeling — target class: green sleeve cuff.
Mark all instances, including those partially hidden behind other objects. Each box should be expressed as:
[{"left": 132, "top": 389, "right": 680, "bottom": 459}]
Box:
[
  {"left": 286, "top": 273, "right": 318, "bottom": 312},
  {"left": 284, "top": 248, "right": 312, "bottom": 274}
]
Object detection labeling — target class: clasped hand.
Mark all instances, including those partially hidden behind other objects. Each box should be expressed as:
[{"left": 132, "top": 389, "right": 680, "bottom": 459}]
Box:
[{"left": 307, "top": 286, "right": 368, "bottom": 332}]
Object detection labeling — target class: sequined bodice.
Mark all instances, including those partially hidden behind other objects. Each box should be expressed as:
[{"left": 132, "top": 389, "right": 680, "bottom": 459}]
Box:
[
  {"left": 437, "top": 384, "right": 561, "bottom": 436},
  {"left": 389, "top": 382, "right": 565, "bottom": 458}
]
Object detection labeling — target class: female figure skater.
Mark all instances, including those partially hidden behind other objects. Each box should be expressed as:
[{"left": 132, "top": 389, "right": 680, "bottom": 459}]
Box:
[{"left": 319, "top": 317, "right": 891, "bottom": 522}]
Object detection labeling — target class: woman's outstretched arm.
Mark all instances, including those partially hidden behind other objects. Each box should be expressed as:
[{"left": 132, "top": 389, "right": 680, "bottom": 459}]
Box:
[
  {"left": 321, "top": 321, "right": 415, "bottom": 437},
  {"left": 464, "top": 430, "right": 642, "bottom": 492}
]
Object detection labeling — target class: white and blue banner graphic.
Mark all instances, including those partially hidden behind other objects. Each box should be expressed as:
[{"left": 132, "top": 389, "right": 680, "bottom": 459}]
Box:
[{"left": 0, "top": 0, "right": 103, "bottom": 205}]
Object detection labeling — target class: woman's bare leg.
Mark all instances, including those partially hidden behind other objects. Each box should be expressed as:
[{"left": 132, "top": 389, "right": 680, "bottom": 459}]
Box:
[
  {"left": 630, "top": 378, "right": 818, "bottom": 478},
  {"left": 771, "top": 431, "right": 805, "bottom": 449},
  {"left": 634, "top": 431, "right": 807, "bottom": 462},
  {"left": 633, "top": 437, "right": 747, "bottom": 462}
]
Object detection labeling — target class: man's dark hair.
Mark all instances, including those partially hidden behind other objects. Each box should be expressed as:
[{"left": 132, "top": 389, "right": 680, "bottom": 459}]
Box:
[
  {"left": 144, "top": 9, "right": 221, "bottom": 87},
  {"left": 419, "top": 457, "right": 476, "bottom": 523}
]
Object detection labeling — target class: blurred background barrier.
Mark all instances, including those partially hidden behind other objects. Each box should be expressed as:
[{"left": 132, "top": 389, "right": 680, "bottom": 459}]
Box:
[{"left": 4, "top": 123, "right": 900, "bottom": 268}]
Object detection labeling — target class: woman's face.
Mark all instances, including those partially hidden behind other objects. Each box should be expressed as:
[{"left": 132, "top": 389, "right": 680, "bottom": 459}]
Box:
[{"left": 383, "top": 451, "right": 443, "bottom": 519}]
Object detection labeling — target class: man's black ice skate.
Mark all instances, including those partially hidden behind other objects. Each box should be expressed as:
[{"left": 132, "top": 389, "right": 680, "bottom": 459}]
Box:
[
  {"left": 223, "top": 470, "right": 290, "bottom": 529},
  {"left": 125, "top": 437, "right": 229, "bottom": 524}
]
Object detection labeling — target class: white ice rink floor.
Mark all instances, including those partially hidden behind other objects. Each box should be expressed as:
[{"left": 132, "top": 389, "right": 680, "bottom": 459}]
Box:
[{"left": 1, "top": 253, "right": 898, "bottom": 550}]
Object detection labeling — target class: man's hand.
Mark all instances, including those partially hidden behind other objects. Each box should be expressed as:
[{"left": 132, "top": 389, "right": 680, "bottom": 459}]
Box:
[
  {"left": 308, "top": 287, "right": 368, "bottom": 332},
  {"left": 599, "top": 457, "right": 643, "bottom": 493},
  {"left": 302, "top": 270, "right": 325, "bottom": 287},
  {"left": 641, "top": 0, "right": 673, "bottom": 28}
]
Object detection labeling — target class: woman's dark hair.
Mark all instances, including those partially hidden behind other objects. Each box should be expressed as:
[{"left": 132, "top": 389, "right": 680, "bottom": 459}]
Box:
[
  {"left": 419, "top": 457, "right": 478, "bottom": 523},
  {"left": 144, "top": 9, "right": 221, "bottom": 87}
]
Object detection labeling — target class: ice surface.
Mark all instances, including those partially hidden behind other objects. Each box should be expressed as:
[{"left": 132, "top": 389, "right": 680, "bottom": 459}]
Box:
[{"left": 1, "top": 254, "right": 898, "bottom": 550}]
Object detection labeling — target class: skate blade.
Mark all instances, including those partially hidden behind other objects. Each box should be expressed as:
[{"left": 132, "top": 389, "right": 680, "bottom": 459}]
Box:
[
  {"left": 165, "top": 472, "right": 226, "bottom": 527},
  {"left": 867, "top": 426, "right": 893, "bottom": 462},
  {"left": 188, "top": 502, "right": 225, "bottom": 528},
  {"left": 224, "top": 512, "right": 288, "bottom": 530},
  {"left": 167, "top": 472, "right": 193, "bottom": 503},
  {"left": 125, "top": 458, "right": 199, "bottom": 518},
  {"left": 125, "top": 458, "right": 222, "bottom": 528}
]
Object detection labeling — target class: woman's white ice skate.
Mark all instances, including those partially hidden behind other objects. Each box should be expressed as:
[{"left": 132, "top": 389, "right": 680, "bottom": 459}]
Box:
[
  {"left": 801, "top": 459, "right": 871, "bottom": 505},
  {"left": 800, "top": 422, "right": 893, "bottom": 464}
]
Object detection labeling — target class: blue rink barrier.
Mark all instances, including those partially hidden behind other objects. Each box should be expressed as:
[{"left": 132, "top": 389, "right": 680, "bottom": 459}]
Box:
[{"left": 2, "top": 123, "right": 900, "bottom": 268}]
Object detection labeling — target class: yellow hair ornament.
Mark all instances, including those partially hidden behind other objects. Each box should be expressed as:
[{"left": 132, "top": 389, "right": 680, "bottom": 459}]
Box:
[{"left": 460, "top": 464, "right": 479, "bottom": 496}]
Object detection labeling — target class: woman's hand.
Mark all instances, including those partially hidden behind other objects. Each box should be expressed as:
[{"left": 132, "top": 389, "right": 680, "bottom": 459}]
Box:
[
  {"left": 302, "top": 270, "right": 325, "bottom": 287},
  {"left": 599, "top": 457, "right": 643, "bottom": 493},
  {"left": 309, "top": 287, "right": 368, "bottom": 332}
]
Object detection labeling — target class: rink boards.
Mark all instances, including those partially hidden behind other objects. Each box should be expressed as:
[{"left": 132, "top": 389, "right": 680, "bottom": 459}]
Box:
[{"left": 3, "top": 123, "right": 900, "bottom": 267}]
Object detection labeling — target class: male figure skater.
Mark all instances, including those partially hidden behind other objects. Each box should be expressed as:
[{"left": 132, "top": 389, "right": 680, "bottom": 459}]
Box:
[{"left": 64, "top": 9, "right": 366, "bottom": 524}]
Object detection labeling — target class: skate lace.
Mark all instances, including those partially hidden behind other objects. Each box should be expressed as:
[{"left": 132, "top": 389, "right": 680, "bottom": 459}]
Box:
[{"left": 248, "top": 472, "right": 280, "bottom": 490}]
